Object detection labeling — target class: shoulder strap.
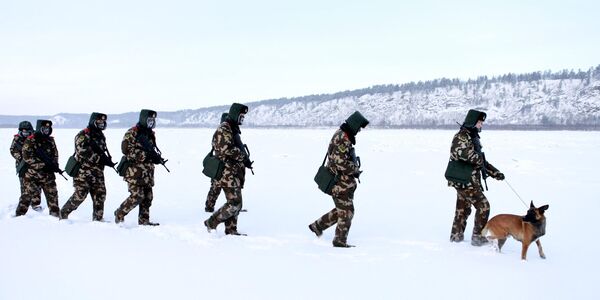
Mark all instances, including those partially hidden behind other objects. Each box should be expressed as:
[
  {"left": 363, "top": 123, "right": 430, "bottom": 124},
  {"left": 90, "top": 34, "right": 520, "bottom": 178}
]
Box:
[{"left": 321, "top": 152, "right": 328, "bottom": 166}]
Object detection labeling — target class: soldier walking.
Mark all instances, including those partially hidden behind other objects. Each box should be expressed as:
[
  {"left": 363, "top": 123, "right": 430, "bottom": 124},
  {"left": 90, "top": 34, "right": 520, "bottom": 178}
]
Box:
[
  {"left": 204, "top": 112, "right": 228, "bottom": 213},
  {"left": 10, "top": 121, "right": 42, "bottom": 211},
  {"left": 309, "top": 111, "right": 368, "bottom": 248},
  {"left": 61, "top": 113, "right": 115, "bottom": 221},
  {"left": 16, "top": 120, "right": 62, "bottom": 217},
  {"left": 447, "top": 109, "right": 505, "bottom": 246},
  {"left": 114, "top": 109, "right": 167, "bottom": 226},
  {"left": 204, "top": 103, "right": 253, "bottom": 235}
]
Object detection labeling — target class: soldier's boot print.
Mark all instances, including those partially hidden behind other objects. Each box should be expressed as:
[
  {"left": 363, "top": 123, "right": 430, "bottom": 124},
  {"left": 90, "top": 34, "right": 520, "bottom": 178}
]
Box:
[
  {"left": 450, "top": 190, "right": 472, "bottom": 242},
  {"left": 308, "top": 222, "right": 323, "bottom": 237}
]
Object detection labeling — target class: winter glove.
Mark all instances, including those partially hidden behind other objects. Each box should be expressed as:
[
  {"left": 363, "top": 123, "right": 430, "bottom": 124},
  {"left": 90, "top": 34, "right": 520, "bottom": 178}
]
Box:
[
  {"left": 99, "top": 154, "right": 116, "bottom": 167},
  {"left": 496, "top": 173, "right": 505, "bottom": 180},
  {"left": 353, "top": 170, "right": 363, "bottom": 179}
]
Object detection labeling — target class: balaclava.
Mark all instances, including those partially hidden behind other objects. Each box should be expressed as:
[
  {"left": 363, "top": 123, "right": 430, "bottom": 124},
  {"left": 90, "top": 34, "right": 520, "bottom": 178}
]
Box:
[
  {"left": 18, "top": 121, "right": 34, "bottom": 137},
  {"left": 36, "top": 120, "right": 53, "bottom": 137},
  {"left": 228, "top": 103, "right": 249, "bottom": 126},
  {"left": 139, "top": 109, "right": 157, "bottom": 129},
  {"left": 89, "top": 112, "right": 107, "bottom": 131}
]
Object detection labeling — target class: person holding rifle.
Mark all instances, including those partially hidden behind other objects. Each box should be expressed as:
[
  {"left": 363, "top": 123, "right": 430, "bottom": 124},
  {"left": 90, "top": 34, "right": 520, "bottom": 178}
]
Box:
[
  {"left": 447, "top": 109, "right": 505, "bottom": 246},
  {"left": 16, "top": 120, "right": 62, "bottom": 218},
  {"left": 114, "top": 109, "right": 168, "bottom": 226},
  {"left": 61, "top": 112, "right": 115, "bottom": 221},
  {"left": 10, "top": 121, "right": 43, "bottom": 212},
  {"left": 204, "top": 103, "right": 252, "bottom": 235}
]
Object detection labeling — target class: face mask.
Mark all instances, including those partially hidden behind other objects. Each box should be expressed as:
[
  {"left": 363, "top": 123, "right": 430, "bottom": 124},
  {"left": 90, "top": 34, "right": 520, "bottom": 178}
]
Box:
[
  {"left": 40, "top": 126, "right": 51, "bottom": 136},
  {"left": 95, "top": 119, "right": 106, "bottom": 130},
  {"left": 146, "top": 117, "right": 156, "bottom": 129},
  {"left": 238, "top": 114, "right": 245, "bottom": 125},
  {"left": 20, "top": 130, "right": 32, "bottom": 138}
]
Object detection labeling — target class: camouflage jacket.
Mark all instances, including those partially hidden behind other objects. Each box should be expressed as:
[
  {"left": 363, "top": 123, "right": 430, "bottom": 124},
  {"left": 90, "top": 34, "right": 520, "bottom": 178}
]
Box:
[
  {"left": 10, "top": 134, "right": 26, "bottom": 167},
  {"left": 22, "top": 134, "right": 59, "bottom": 181},
  {"left": 73, "top": 128, "right": 107, "bottom": 182},
  {"left": 448, "top": 128, "right": 501, "bottom": 190},
  {"left": 212, "top": 121, "right": 246, "bottom": 188},
  {"left": 121, "top": 126, "right": 155, "bottom": 186},
  {"left": 327, "top": 129, "right": 360, "bottom": 190}
]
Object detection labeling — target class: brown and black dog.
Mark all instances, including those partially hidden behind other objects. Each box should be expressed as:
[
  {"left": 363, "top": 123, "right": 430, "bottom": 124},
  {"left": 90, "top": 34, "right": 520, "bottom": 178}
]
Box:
[{"left": 482, "top": 201, "right": 549, "bottom": 260}]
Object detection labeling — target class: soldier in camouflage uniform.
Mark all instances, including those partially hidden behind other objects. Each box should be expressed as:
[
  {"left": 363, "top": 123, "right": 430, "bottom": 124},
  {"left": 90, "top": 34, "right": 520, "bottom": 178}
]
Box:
[
  {"left": 61, "top": 113, "right": 116, "bottom": 221},
  {"left": 204, "top": 103, "right": 253, "bottom": 235},
  {"left": 114, "top": 109, "right": 166, "bottom": 225},
  {"left": 10, "top": 121, "right": 42, "bottom": 211},
  {"left": 204, "top": 113, "right": 229, "bottom": 213},
  {"left": 309, "top": 111, "right": 369, "bottom": 248},
  {"left": 447, "top": 109, "right": 505, "bottom": 246},
  {"left": 16, "top": 120, "right": 61, "bottom": 217}
]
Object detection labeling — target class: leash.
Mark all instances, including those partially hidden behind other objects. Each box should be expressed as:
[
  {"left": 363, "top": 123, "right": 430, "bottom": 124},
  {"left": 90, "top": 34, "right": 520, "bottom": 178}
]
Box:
[{"left": 504, "top": 180, "right": 529, "bottom": 208}]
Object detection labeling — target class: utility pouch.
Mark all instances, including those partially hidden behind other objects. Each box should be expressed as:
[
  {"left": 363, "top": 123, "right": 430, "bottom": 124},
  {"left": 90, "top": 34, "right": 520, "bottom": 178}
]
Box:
[
  {"left": 314, "top": 153, "right": 338, "bottom": 195},
  {"left": 202, "top": 149, "right": 225, "bottom": 180},
  {"left": 444, "top": 160, "right": 474, "bottom": 185},
  {"left": 16, "top": 160, "right": 28, "bottom": 178},
  {"left": 64, "top": 155, "right": 81, "bottom": 177},
  {"left": 116, "top": 156, "right": 130, "bottom": 177}
]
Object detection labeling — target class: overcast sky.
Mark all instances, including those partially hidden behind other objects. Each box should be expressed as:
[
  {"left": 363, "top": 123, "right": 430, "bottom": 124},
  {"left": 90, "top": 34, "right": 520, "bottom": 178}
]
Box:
[{"left": 1, "top": 0, "right": 599, "bottom": 115}]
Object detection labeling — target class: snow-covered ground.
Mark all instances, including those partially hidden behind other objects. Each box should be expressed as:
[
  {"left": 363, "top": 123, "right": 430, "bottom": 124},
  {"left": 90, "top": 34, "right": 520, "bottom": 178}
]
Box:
[{"left": 1, "top": 128, "right": 598, "bottom": 299}]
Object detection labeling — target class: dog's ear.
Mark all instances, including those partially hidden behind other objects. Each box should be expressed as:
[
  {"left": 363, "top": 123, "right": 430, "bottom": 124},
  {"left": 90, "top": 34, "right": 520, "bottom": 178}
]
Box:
[
  {"left": 530, "top": 201, "right": 535, "bottom": 208},
  {"left": 539, "top": 205, "right": 549, "bottom": 213}
]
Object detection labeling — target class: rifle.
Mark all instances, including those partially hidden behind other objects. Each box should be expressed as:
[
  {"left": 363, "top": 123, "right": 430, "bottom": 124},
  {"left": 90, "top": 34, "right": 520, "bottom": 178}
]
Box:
[
  {"left": 349, "top": 148, "right": 362, "bottom": 183},
  {"left": 35, "top": 147, "right": 67, "bottom": 180},
  {"left": 89, "top": 138, "right": 117, "bottom": 173},
  {"left": 233, "top": 132, "right": 254, "bottom": 175},
  {"left": 481, "top": 152, "right": 489, "bottom": 191},
  {"left": 137, "top": 133, "right": 170, "bottom": 172}
]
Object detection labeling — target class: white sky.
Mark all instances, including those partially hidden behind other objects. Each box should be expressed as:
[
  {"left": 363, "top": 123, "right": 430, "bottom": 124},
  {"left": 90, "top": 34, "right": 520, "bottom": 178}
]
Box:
[{"left": 1, "top": 0, "right": 599, "bottom": 115}]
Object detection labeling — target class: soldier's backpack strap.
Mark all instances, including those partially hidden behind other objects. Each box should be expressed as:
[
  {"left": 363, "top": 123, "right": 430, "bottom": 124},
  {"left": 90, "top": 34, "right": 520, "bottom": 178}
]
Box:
[{"left": 321, "top": 152, "right": 328, "bottom": 167}]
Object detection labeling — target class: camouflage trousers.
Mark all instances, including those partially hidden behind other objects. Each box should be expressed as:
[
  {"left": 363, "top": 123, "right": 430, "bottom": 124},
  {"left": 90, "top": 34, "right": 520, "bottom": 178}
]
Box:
[
  {"left": 311, "top": 184, "right": 356, "bottom": 244},
  {"left": 60, "top": 178, "right": 107, "bottom": 221},
  {"left": 16, "top": 176, "right": 60, "bottom": 217},
  {"left": 115, "top": 184, "right": 153, "bottom": 224},
  {"left": 205, "top": 187, "right": 242, "bottom": 234},
  {"left": 205, "top": 179, "right": 222, "bottom": 211},
  {"left": 18, "top": 177, "right": 41, "bottom": 209},
  {"left": 450, "top": 188, "right": 490, "bottom": 242}
]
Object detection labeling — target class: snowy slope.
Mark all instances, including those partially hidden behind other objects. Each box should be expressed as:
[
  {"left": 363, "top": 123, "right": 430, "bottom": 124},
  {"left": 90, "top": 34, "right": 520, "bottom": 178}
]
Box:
[
  {"left": 2, "top": 67, "right": 600, "bottom": 128},
  {"left": 0, "top": 128, "right": 599, "bottom": 300}
]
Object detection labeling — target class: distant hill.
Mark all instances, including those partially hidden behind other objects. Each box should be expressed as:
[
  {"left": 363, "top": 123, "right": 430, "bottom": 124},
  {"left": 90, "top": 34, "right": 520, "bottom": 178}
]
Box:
[{"left": 2, "top": 65, "right": 599, "bottom": 129}]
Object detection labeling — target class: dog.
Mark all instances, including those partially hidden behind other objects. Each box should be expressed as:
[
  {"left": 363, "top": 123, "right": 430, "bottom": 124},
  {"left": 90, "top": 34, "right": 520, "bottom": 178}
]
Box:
[{"left": 482, "top": 201, "right": 549, "bottom": 260}]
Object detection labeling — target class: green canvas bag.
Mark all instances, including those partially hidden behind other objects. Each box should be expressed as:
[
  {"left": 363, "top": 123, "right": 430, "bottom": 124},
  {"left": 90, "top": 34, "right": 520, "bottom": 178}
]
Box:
[
  {"left": 314, "top": 152, "right": 338, "bottom": 195},
  {"left": 202, "top": 149, "right": 225, "bottom": 180},
  {"left": 116, "top": 156, "right": 130, "bottom": 177},
  {"left": 444, "top": 159, "right": 474, "bottom": 185},
  {"left": 64, "top": 155, "right": 81, "bottom": 177}
]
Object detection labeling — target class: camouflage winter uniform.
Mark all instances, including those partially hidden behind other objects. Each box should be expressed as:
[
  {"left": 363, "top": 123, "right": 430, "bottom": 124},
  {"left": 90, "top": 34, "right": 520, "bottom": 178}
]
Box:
[
  {"left": 60, "top": 128, "right": 109, "bottom": 221},
  {"left": 205, "top": 121, "right": 246, "bottom": 234},
  {"left": 17, "top": 134, "right": 60, "bottom": 217},
  {"left": 311, "top": 129, "right": 360, "bottom": 246},
  {"left": 114, "top": 125, "right": 156, "bottom": 224},
  {"left": 205, "top": 179, "right": 222, "bottom": 212},
  {"left": 10, "top": 134, "right": 42, "bottom": 209},
  {"left": 448, "top": 127, "right": 503, "bottom": 243}
]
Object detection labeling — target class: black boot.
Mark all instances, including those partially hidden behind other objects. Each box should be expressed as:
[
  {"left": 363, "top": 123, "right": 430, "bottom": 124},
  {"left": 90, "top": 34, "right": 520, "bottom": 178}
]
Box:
[{"left": 308, "top": 223, "right": 322, "bottom": 237}]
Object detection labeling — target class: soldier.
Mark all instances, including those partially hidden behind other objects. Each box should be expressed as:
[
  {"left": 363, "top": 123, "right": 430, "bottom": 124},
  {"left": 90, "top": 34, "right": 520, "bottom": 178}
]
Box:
[
  {"left": 114, "top": 109, "right": 167, "bottom": 225},
  {"left": 204, "top": 103, "right": 253, "bottom": 235},
  {"left": 309, "top": 111, "right": 369, "bottom": 248},
  {"left": 204, "top": 112, "right": 228, "bottom": 213},
  {"left": 16, "top": 120, "right": 62, "bottom": 217},
  {"left": 61, "top": 113, "right": 116, "bottom": 221},
  {"left": 447, "top": 109, "right": 505, "bottom": 246},
  {"left": 10, "top": 121, "right": 42, "bottom": 211}
]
